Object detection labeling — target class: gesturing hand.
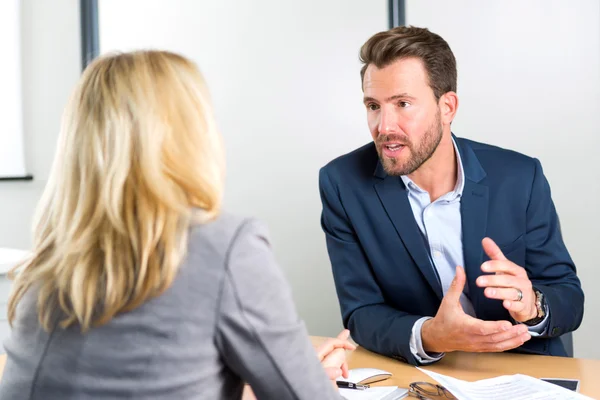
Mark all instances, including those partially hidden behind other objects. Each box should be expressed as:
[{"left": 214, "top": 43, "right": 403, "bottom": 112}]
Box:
[
  {"left": 422, "top": 265, "right": 531, "bottom": 354},
  {"left": 476, "top": 237, "right": 538, "bottom": 323}
]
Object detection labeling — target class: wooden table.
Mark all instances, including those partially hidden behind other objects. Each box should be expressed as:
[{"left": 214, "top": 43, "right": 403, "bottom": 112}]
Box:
[{"left": 311, "top": 336, "right": 600, "bottom": 398}]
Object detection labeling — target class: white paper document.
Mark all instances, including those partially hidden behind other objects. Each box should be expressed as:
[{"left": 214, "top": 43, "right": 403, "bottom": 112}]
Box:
[
  {"left": 340, "top": 386, "right": 408, "bottom": 400},
  {"left": 417, "top": 368, "right": 593, "bottom": 400}
]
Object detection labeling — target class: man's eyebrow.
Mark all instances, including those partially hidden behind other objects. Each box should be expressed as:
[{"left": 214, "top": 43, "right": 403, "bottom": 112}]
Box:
[{"left": 363, "top": 93, "right": 416, "bottom": 104}]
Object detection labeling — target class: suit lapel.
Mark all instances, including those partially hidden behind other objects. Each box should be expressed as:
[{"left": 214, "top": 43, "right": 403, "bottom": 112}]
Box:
[
  {"left": 373, "top": 171, "right": 443, "bottom": 300},
  {"left": 456, "top": 137, "right": 489, "bottom": 312},
  {"left": 371, "top": 137, "right": 489, "bottom": 305}
]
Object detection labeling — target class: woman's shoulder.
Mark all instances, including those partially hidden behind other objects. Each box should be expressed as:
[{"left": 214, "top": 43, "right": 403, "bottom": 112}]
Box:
[{"left": 187, "top": 211, "right": 271, "bottom": 258}]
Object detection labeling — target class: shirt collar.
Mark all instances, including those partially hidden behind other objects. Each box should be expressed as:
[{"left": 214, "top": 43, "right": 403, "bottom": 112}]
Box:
[{"left": 401, "top": 137, "right": 465, "bottom": 200}]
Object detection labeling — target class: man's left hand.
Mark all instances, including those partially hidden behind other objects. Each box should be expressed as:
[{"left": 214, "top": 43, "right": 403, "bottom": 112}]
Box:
[{"left": 476, "top": 238, "right": 537, "bottom": 323}]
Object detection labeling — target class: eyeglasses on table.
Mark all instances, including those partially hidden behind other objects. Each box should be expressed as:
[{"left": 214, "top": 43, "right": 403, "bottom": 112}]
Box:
[{"left": 408, "top": 381, "right": 456, "bottom": 399}]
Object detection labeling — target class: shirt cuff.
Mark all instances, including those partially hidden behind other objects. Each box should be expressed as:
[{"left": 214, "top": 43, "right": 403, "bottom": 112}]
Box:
[
  {"left": 409, "top": 317, "right": 445, "bottom": 364},
  {"left": 526, "top": 303, "right": 550, "bottom": 337}
]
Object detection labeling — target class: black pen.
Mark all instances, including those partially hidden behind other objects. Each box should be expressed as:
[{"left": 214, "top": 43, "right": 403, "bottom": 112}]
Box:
[{"left": 336, "top": 381, "right": 370, "bottom": 390}]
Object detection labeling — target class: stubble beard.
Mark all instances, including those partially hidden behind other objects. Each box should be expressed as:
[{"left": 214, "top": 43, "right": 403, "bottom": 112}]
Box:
[{"left": 377, "top": 111, "right": 443, "bottom": 176}]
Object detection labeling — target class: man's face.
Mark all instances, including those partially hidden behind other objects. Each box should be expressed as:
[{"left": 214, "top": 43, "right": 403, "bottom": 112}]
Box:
[{"left": 363, "top": 57, "right": 443, "bottom": 176}]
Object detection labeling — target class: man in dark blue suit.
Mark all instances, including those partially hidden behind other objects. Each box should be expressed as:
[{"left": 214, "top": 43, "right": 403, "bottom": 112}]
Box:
[{"left": 319, "top": 26, "right": 584, "bottom": 365}]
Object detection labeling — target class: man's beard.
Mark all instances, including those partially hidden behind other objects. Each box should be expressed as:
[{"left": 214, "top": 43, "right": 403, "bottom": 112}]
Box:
[{"left": 376, "top": 111, "right": 443, "bottom": 176}]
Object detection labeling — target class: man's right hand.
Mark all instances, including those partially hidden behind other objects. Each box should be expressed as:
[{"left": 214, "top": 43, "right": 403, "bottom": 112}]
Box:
[{"left": 421, "top": 266, "right": 531, "bottom": 354}]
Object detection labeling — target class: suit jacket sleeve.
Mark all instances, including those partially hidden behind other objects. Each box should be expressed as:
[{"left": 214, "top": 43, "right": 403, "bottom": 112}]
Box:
[
  {"left": 215, "top": 219, "right": 341, "bottom": 399},
  {"left": 525, "top": 159, "right": 584, "bottom": 337},
  {"left": 319, "top": 167, "right": 424, "bottom": 365}
]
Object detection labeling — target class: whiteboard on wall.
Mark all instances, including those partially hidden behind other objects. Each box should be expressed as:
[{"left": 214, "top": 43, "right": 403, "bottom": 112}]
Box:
[{"left": 0, "top": 0, "right": 28, "bottom": 179}]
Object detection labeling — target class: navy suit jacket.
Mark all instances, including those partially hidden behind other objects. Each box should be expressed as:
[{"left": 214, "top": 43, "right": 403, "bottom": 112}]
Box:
[{"left": 319, "top": 136, "right": 584, "bottom": 365}]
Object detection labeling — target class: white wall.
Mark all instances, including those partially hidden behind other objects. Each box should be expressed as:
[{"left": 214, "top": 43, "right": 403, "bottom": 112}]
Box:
[
  {"left": 0, "top": 0, "right": 81, "bottom": 350},
  {"left": 0, "top": 0, "right": 81, "bottom": 250},
  {"left": 406, "top": 0, "right": 600, "bottom": 358},
  {"left": 98, "top": 0, "right": 388, "bottom": 336}
]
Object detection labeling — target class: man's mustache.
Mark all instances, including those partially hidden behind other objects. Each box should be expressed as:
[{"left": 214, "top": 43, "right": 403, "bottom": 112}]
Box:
[{"left": 377, "top": 134, "right": 410, "bottom": 145}]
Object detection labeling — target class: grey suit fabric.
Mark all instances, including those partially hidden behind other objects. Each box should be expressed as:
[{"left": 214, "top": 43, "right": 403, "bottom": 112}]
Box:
[{"left": 0, "top": 213, "right": 340, "bottom": 399}]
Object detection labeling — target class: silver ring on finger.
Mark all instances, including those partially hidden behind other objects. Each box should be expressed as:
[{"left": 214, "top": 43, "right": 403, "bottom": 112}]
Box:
[{"left": 515, "top": 288, "right": 523, "bottom": 302}]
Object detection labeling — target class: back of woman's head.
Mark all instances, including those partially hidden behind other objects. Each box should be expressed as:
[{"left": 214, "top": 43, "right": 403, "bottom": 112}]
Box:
[{"left": 8, "top": 50, "right": 224, "bottom": 331}]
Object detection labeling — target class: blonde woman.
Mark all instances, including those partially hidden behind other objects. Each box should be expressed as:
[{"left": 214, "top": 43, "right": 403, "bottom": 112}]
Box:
[{"left": 0, "top": 51, "right": 352, "bottom": 399}]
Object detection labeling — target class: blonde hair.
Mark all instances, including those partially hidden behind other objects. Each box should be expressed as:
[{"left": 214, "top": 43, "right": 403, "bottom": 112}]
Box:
[{"left": 8, "top": 50, "right": 225, "bottom": 332}]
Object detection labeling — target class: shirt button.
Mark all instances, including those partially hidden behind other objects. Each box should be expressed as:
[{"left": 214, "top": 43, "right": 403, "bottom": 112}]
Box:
[{"left": 433, "top": 250, "right": 442, "bottom": 258}]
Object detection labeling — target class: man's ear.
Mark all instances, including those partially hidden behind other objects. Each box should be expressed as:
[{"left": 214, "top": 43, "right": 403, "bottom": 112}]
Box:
[{"left": 439, "top": 91, "right": 458, "bottom": 125}]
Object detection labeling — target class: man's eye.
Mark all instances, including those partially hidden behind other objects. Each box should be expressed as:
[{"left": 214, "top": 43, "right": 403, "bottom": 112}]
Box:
[
  {"left": 399, "top": 101, "right": 410, "bottom": 108},
  {"left": 367, "top": 103, "right": 380, "bottom": 111}
]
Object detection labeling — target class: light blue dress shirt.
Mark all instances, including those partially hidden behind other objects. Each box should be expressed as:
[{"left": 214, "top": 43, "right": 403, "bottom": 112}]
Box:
[{"left": 405, "top": 139, "right": 548, "bottom": 363}]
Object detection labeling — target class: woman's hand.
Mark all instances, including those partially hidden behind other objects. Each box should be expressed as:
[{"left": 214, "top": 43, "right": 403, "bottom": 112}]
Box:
[
  {"left": 244, "top": 330, "right": 356, "bottom": 396},
  {"left": 242, "top": 384, "right": 256, "bottom": 400},
  {"left": 316, "top": 329, "right": 356, "bottom": 381}
]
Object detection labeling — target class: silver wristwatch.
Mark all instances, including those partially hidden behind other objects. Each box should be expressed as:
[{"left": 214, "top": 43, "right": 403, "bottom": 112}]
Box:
[{"left": 523, "top": 289, "right": 546, "bottom": 326}]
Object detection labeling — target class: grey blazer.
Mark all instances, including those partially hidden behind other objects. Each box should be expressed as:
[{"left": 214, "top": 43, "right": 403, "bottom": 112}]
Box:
[{"left": 0, "top": 214, "right": 340, "bottom": 399}]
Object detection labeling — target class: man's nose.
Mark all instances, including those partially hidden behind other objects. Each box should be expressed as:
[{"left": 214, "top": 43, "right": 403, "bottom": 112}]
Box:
[{"left": 378, "top": 108, "right": 399, "bottom": 134}]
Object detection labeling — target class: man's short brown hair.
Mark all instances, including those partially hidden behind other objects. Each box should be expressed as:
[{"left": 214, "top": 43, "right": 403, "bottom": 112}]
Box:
[{"left": 360, "top": 26, "right": 457, "bottom": 100}]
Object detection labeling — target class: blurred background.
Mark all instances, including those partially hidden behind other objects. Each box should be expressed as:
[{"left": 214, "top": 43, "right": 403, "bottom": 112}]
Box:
[{"left": 0, "top": 0, "right": 598, "bottom": 359}]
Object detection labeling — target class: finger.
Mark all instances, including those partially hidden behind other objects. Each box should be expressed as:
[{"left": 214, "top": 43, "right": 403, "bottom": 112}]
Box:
[
  {"left": 321, "top": 348, "right": 347, "bottom": 369},
  {"left": 481, "top": 260, "right": 524, "bottom": 277},
  {"left": 484, "top": 287, "right": 525, "bottom": 302},
  {"left": 336, "top": 329, "right": 350, "bottom": 341},
  {"left": 480, "top": 324, "right": 529, "bottom": 344},
  {"left": 476, "top": 274, "right": 521, "bottom": 289},
  {"left": 316, "top": 338, "right": 356, "bottom": 360},
  {"left": 475, "top": 332, "right": 532, "bottom": 353},
  {"left": 341, "top": 361, "right": 349, "bottom": 378},
  {"left": 333, "top": 330, "right": 355, "bottom": 350},
  {"left": 463, "top": 316, "right": 513, "bottom": 336},
  {"left": 242, "top": 385, "right": 257, "bottom": 400},
  {"left": 324, "top": 367, "right": 342, "bottom": 380},
  {"left": 482, "top": 237, "right": 507, "bottom": 261},
  {"left": 445, "top": 265, "right": 467, "bottom": 304},
  {"left": 503, "top": 299, "right": 527, "bottom": 315},
  {"left": 317, "top": 340, "right": 355, "bottom": 360},
  {"left": 326, "top": 336, "right": 356, "bottom": 351}
]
